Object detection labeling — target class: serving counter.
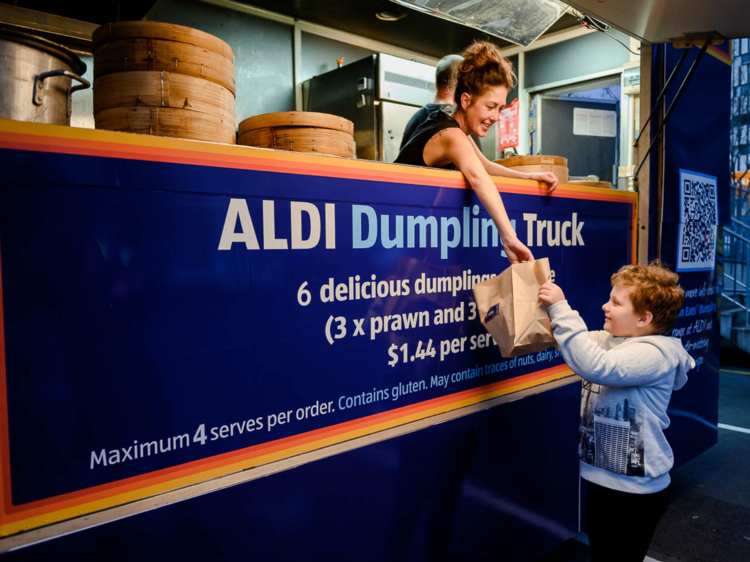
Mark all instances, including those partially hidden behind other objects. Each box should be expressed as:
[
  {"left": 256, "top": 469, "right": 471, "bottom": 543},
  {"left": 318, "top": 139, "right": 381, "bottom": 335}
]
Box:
[{"left": 0, "top": 119, "right": 637, "bottom": 552}]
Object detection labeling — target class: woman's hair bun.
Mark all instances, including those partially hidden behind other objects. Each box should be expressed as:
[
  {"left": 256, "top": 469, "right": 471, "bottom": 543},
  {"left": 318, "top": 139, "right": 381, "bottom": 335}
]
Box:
[
  {"left": 454, "top": 40, "right": 516, "bottom": 105},
  {"left": 458, "top": 41, "right": 502, "bottom": 73}
]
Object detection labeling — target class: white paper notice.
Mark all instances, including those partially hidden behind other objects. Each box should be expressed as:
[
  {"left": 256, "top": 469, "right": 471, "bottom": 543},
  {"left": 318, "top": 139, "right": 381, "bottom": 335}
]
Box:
[
  {"left": 573, "top": 108, "right": 589, "bottom": 135},
  {"left": 573, "top": 108, "right": 617, "bottom": 137},
  {"left": 601, "top": 111, "right": 617, "bottom": 137},
  {"left": 589, "top": 111, "right": 602, "bottom": 135}
]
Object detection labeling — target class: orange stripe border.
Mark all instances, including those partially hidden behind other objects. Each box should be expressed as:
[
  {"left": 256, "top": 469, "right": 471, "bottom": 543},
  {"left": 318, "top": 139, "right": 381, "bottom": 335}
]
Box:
[
  {"left": 0, "top": 119, "right": 639, "bottom": 202},
  {"left": 707, "top": 44, "right": 732, "bottom": 66}
]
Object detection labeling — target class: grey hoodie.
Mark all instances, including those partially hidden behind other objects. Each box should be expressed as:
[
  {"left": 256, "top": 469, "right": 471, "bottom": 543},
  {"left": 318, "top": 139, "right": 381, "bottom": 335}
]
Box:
[{"left": 548, "top": 300, "right": 695, "bottom": 494}]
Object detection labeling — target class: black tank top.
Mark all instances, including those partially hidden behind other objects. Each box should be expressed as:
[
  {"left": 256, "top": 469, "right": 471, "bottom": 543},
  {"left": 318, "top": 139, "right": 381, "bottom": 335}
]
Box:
[{"left": 394, "top": 106, "right": 461, "bottom": 169}]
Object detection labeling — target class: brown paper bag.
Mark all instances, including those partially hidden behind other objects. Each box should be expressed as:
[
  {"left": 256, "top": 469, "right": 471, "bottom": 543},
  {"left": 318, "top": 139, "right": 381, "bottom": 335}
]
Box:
[{"left": 472, "top": 258, "right": 555, "bottom": 358}]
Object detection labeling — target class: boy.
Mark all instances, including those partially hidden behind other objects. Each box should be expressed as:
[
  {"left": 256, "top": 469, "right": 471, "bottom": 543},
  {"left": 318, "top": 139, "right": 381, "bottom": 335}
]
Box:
[{"left": 538, "top": 262, "right": 695, "bottom": 562}]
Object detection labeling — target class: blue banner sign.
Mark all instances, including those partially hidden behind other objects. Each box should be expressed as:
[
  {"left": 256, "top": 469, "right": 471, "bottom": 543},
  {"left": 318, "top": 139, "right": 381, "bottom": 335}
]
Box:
[{"left": 0, "top": 120, "right": 636, "bottom": 535}]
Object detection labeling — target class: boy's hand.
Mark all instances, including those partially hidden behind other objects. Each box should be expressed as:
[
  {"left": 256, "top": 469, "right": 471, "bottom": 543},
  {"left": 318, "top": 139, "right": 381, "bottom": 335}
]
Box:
[{"left": 538, "top": 282, "right": 565, "bottom": 306}]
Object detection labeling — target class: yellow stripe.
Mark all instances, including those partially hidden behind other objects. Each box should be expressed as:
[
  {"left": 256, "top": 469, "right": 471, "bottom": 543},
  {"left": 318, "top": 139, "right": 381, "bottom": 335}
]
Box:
[
  {"left": 721, "top": 368, "right": 750, "bottom": 376},
  {"left": 0, "top": 369, "right": 575, "bottom": 536}
]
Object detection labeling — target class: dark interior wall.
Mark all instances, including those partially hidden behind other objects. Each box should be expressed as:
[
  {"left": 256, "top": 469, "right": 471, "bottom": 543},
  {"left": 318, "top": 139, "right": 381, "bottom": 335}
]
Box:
[
  {"left": 301, "top": 32, "right": 376, "bottom": 83},
  {"left": 154, "top": 0, "right": 295, "bottom": 124},
  {"left": 525, "top": 29, "right": 632, "bottom": 89},
  {"left": 507, "top": 54, "right": 520, "bottom": 103},
  {"left": 540, "top": 98, "right": 618, "bottom": 181}
]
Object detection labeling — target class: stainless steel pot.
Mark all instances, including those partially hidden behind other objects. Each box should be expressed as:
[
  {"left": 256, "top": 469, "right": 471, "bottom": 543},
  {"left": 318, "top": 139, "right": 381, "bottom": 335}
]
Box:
[{"left": 0, "top": 26, "right": 90, "bottom": 126}]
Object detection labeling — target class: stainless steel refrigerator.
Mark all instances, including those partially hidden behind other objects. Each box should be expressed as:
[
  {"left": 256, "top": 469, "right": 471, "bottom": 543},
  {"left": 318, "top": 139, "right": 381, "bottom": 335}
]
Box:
[{"left": 306, "top": 53, "right": 436, "bottom": 163}]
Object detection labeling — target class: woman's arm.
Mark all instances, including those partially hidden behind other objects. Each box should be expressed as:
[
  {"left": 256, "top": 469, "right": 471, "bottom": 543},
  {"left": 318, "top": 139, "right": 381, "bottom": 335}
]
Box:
[
  {"left": 423, "top": 128, "right": 533, "bottom": 263},
  {"left": 470, "top": 142, "right": 559, "bottom": 192}
]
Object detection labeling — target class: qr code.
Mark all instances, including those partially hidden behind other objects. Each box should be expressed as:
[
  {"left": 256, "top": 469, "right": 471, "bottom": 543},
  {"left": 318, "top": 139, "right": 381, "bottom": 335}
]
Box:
[{"left": 677, "top": 170, "right": 717, "bottom": 272}]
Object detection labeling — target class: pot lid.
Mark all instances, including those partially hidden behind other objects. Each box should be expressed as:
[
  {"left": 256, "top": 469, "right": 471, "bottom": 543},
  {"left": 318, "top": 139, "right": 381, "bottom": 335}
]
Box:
[{"left": 0, "top": 24, "right": 86, "bottom": 76}]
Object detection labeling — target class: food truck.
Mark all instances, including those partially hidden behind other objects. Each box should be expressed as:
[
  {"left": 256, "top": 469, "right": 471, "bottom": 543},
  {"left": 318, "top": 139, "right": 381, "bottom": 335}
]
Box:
[{"left": 0, "top": 0, "right": 734, "bottom": 559}]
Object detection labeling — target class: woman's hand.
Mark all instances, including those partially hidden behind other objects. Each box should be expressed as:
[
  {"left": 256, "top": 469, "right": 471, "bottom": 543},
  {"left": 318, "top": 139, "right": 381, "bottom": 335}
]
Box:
[
  {"left": 503, "top": 236, "right": 534, "bottom": 264},
  {"left": 529, "top": 172, "right": 559, "bottom": 193},
  {"left": 538, "top": 282, "right": 565, "bottom": 306}
]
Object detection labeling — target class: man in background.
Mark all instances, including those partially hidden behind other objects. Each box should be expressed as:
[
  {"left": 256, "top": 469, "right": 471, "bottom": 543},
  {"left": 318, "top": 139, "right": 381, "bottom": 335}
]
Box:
[{"left": 400, "top": 54, "right": 481, "bottom": 150}]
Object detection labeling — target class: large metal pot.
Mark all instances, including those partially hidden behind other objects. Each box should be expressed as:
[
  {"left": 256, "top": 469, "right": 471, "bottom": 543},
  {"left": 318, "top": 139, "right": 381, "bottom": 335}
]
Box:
[{"left": 0, "top": 26, "right": 90, "bottom": 126}]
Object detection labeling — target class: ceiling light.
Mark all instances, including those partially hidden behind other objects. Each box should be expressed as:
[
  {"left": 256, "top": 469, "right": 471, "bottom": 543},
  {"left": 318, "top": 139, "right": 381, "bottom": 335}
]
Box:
[{"left": 376, "top": 10, "right": 407, "bottom": 21}]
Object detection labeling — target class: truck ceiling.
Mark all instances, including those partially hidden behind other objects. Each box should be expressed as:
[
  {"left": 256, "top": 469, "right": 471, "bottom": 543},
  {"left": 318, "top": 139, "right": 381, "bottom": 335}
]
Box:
[{"left": 563, "top": 0, "right": 746, "bottom": 44}]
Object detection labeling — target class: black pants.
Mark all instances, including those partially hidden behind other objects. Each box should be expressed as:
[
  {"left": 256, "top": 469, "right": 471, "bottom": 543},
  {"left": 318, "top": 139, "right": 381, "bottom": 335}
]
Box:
[{"left": 586, "top": 481, "right": 670, "bottom": 562}]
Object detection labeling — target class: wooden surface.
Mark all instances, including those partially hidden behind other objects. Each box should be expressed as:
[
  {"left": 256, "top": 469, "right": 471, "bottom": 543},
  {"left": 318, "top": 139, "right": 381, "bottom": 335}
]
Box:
[
  {"left": 94, "top": 71, "right": 234, "bottom": 123},
  {"left": 567, "top": 180, "right": 613, "bottom": 189},
  {"left": 498, "top": 163, "right": 569, "bottom": 183},
  {"left": 92, "top": 21, "right": 234, "bottom": 62},
  {"left": 238, "top": 126, "right": 354, "bottom": 158},
  {"left": 495, "top": 154, "right": 568, "bottom": 167},
  {"left": 239, "top": 112, "right": 354, "bottom": 136},
  {"left": 94, "top": 38, "right": 235, "bottom": 94},
  {"left": 95, "top": 106, "right": 236, "bottom": 145}
]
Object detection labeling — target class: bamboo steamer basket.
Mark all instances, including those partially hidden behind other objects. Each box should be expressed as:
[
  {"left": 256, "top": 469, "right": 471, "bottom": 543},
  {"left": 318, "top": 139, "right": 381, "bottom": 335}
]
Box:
[
  {"left": 568, "top": 180, "right": 612, "bottom": 189},
  {"left": 240, "top": 127, "right": 354, "bottom": 157},
  {"left": 95, "top": 106, "right": 236, "bottom": 145},
  {"left": 93, "top": 38, "right": 235, "bottom": 95},
  {"left": 495, "top": 155, "right": 568, "bottom": 183},
  {"left": 94, "top": 71, "right": 234, "bottom": 124},
  {"left": 92, "top": 22, "right": 235, "bottom": 94},
  {"left": 92, "top": 21, "right": 236, "bottom": 144},
  {"left": 238, "top": 112, "right": 355, "bottom": 158}
]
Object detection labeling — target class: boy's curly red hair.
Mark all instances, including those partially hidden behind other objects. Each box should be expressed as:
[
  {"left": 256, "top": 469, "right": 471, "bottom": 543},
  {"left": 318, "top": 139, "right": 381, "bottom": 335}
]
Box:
[{"left": 611, "top": 261, "right": 684, "bottom": 335}]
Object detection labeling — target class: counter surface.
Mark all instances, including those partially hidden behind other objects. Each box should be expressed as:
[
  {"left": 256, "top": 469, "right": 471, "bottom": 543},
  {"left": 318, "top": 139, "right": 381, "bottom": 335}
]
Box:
[{"left": 0, "top": 119, "right": 636, "bottom": 537}]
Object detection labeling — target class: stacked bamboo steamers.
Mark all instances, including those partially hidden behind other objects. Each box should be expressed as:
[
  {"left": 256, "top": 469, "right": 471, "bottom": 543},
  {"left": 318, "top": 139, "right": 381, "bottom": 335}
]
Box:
[
  {"left": 92, "top": 22, "right": 236, "bottom": 144},
  {"left": 238, "top": 111, "right": 355, "bottom": 158},
  {"left": 90, "top": 21, "right": 353, "bottom": 156}
]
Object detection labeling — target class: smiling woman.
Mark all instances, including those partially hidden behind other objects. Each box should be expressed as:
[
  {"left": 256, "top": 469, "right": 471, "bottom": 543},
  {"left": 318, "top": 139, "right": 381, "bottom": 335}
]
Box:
[{"left": 395, "top": 41, "right": 559, "bottom": 264}]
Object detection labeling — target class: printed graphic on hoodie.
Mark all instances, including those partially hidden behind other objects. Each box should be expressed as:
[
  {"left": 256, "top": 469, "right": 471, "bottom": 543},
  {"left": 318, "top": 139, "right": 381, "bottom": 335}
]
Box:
[{"left": 578, "top": 382, "right": 645, "bottom": 477}]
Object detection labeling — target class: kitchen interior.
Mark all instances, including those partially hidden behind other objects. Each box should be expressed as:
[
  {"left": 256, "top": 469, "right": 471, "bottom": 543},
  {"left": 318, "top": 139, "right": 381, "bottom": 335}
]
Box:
[{"left": 0, "top": 0, "right": 641, "bottom": 188}]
